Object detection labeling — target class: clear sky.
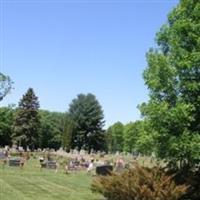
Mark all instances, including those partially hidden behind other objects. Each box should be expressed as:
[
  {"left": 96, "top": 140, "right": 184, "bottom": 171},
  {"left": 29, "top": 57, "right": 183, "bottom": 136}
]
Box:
[{"left": 0, "top": 0, "right": 178, "bottom": 127}]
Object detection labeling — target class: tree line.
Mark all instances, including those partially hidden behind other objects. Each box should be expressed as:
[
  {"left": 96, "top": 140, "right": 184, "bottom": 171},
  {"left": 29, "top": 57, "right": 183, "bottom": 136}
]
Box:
[
  {"left": 0, "top": 87, "right": 106, "bottom": 151},
  {"left": 106, "top": 120, "right": 154, "bottom": 155},
  {"left": 0, "top": 86, "right": 150, "bottom": 154}
]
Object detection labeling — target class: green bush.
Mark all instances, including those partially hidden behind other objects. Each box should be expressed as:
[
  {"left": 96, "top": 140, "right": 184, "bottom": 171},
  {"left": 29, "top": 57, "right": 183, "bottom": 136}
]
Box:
[{"left": 91, "top": 165, "right": 187, "bottom": 200}]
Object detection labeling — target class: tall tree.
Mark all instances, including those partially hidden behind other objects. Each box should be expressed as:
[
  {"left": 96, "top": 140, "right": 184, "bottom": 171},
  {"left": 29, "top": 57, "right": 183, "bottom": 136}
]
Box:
[
  {"left": 134, "top": 120, "right": 156, "bottom": 156},
  {"left": 123, "top": 121, "right": 139, "bottom": 153},
  {"left": 0, "top": 106, "right": 14, "bottom": 146},
  {"left": 140, "top": 0, "right": 200, "bottom": 170},
  {"left": 107, "top": 122, "right": 124, "bottom": 152},
  {"left": 105, "top": 127, "right": 113, "bottom": 153},
  {"left": 13, "top": 88, "right": 40, "bottom": 149},
  {"left": 39, "top": 110, "right": 65, "bottom": 149},
  {"left": 0, "top": 73, "right": 13, "bottom": 101},
  {"left": 62, "top": 113, "right": 74, "bottom": 151},
  {"left": 69, "top": 93, "right": 105, "bottom": 151}
]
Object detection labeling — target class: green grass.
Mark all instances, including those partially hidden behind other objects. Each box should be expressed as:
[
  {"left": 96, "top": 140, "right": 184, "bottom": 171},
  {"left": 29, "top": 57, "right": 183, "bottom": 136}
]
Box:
[{"left": 0, "top": 159, "right": 102, "bottom": 200}]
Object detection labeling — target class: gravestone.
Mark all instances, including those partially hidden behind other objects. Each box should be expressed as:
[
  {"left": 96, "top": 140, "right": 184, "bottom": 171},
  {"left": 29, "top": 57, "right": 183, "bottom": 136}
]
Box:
[
  {"left": 18, "top": 146, "right": 24, "bottom": 152},
  {"left": 5, "top": 146, "right": 9, "bottom": 151},
  {"left": 80, "top": 149, "right": 86, "bottom": 156},
  {"left": 9, "top": 157, "right": 21, "bottom": 167},
  {"left": 70, "top": 149, "right": 73, "bottom": 154},
  {"left": 46, "top": 160, "right": 57, "bottom": 169},
  {"left": 11, "top": 144, "right": 17, "bottom": 153},
  {"left": 73, "top": 149, "right": 79, "bottom": 155},
  {"left": 0, "top": 152, "right": 6, "bottom": 160},
  {"left": 96, "top": 165, "right": 113, "bottom": 176}
]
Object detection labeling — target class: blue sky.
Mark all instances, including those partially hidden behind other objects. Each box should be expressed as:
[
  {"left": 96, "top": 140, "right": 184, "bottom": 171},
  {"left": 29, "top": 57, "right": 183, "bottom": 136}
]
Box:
[{"left": 0, "top": 0, "right": 178, "bottom": 127}]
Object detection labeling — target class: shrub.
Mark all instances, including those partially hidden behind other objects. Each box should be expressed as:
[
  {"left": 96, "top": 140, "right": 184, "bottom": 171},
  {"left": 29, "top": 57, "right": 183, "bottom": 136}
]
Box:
[
  {"left": 171, "top": 168, "right": 200, "bottom": 200},
  {"left": 91, "top": 165, "right": 187, "bottom": 200}
]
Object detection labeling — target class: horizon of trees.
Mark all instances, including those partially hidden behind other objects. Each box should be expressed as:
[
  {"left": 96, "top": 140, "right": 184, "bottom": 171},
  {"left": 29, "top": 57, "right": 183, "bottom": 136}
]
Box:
[{"left": 0, "top": 87, "right": 107, "bottom": 151}]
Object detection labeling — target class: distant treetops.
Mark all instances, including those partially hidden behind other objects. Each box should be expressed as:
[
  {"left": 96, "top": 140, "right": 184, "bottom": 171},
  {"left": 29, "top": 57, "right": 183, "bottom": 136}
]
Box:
[{"left": 1, "top": 87, "right": 105, "bottom": 151}]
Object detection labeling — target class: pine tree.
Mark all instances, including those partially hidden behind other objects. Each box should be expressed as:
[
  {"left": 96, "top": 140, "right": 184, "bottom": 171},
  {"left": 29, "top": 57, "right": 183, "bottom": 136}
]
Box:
[
  {"left": 13, "top": 88, "right": 40, "bottom": 149},
  {"left": 69, "top": 93, "right": 105, "bottom": 151}
]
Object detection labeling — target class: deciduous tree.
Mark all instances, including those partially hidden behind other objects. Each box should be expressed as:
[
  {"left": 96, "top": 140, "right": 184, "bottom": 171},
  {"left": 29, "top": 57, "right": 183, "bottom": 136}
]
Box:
[
  {"left": 140, "top": 0, "right": 200, "bottom": 170},
  {"left": 0, "top": 73, "right": 13, "bottom": 101},
  {"left": 0, "top": 106, "right": 14, "bottom": 146},
  {"left": 106, "top": 122, "right": 124, "bottom": 152}
]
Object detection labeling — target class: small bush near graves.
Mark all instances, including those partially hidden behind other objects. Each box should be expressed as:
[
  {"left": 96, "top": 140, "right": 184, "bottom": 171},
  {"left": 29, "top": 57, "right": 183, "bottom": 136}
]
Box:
[{"left": 91, "top": 165, "right": 187, "bottom": 200}]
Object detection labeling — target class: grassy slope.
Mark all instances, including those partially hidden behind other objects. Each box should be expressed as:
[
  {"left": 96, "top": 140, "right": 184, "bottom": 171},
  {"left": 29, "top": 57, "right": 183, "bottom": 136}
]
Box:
[{"left": 0, "top": 159, "right": 102, "bottom": 200}]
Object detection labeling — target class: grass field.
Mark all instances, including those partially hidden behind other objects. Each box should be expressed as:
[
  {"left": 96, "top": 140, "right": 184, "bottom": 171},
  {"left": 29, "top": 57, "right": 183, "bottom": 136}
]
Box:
[{"left": 0, "top": 159, "right": 102, "bottom": 200}]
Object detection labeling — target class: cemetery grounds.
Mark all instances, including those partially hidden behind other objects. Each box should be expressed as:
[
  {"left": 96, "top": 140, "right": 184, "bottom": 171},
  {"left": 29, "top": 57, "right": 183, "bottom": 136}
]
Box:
[
  {"left": 0, "top": 157, "right": 102, "bottom": 200},
  {"left": 0, "top": 151, "right": 156, "bottom": 200}
]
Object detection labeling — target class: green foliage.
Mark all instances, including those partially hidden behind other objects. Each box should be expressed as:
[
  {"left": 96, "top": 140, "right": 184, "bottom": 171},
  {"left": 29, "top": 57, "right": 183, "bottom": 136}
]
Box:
[
  {"left": 39, "top": 110, "right": 65, "bottom": 149},
  {"left": 106, "top": 122, "right": 124, "bottom": 152},
  {"left": 0, "top": 106, "right": 66, "bottom": 149},
  {"left": 69, "top": 93, "right": 105, "bottom": 151},
  {"left": 134, "top": 120, "right": 156, "bottom": 156},
  {"left": 0, "top": 73, "right": 13, "bottom": 101},
  {"left": 106, "top": 120, "right": 155, "bottom": 155},
  {"left": 105, "top": 127, "right": 113, "bottom": 152},
  {"left": 0, "top": 106, "right": 14, "bottom": 146},
  {"left": 1, "top": 92, "right": 105, "bottom": 151},
  {"left": 62, "top": 113, "right": 74, "bottom": 151},
  {"left": 123, "top": 122, "right": 136, "bottom": 152},
  {"left": 13, "top": 88, "right": 40, "bottom": 149},
  {"left": 92, "top": 165, "right": 187, "bottom": 200},
  {"left": 123, "top": 120, "right": 155, "bottom": 155},
  {"left": 140, "top": 0, "right": 200, "bottom": 170}
]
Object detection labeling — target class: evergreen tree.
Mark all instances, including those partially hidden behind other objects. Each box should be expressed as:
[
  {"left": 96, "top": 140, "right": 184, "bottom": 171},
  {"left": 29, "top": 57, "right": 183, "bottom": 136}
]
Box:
[
  {"left": 13, "top": 88, "right": 40, "bottom": 149},
  {"left": 69, "top": 93, "right": 105, "bottom": 151}
]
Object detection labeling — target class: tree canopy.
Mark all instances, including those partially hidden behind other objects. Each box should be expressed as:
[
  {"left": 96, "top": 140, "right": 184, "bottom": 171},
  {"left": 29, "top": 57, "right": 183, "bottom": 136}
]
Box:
[
  {"left": 140, "top": 0, "right": 200, "bottom": 170},
  {"left": 106, "top": 122, "right": 124, "bottom": 152},
  {"left": 39, "top": 110, "right": 65, "bottom": 149},
  {"left": 0, "top": 106, "right": 14, "bottom": 146}
]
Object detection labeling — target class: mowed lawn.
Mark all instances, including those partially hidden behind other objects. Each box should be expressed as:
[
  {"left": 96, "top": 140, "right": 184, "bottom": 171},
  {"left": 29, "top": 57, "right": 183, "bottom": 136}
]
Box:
[{"left": 0, "top": 159, "right": 102, "bottom": 200}]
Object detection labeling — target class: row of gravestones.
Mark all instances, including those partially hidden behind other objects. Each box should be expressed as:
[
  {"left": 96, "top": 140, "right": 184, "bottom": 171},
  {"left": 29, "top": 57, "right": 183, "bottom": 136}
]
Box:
[
  {"left": 1, "top": 145, "right": 143, "bottom": 159},
  {"left": 1, "top": 145, "right": 29, "bottom": 153},
  {"left": 56, "top": 148, "right": 143, "bottom": 159},
  {"left": 0, "top": 150, "right": 110, "bottom": 173}
]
